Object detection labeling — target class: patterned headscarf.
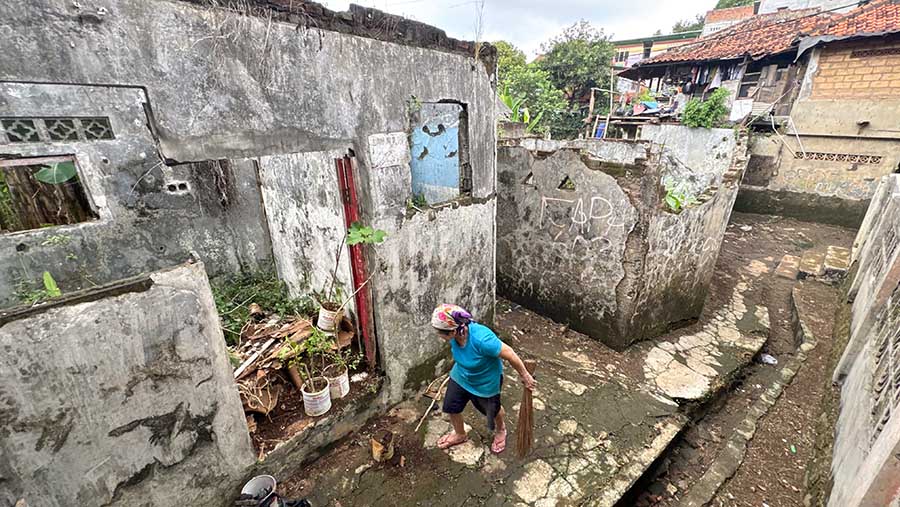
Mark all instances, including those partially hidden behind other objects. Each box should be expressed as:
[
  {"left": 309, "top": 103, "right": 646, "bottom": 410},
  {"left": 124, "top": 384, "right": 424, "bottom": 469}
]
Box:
[{"left": 431, "top": 304, "right": 473, "bottom": 334}]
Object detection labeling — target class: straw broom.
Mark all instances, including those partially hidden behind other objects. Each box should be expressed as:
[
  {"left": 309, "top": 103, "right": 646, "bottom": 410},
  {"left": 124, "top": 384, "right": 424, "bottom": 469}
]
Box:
[{"left": 515, "top": 359, "right": 537, "bottom": 459}]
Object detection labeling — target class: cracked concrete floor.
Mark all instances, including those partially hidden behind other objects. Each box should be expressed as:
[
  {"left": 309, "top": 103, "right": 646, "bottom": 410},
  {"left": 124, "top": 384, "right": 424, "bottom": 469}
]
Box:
[
  {"left": 279, "top": 301, "right": 690, "bottom": 507},
  {"left": 279, "top": 284, "right": 773, "bottom": 507}
]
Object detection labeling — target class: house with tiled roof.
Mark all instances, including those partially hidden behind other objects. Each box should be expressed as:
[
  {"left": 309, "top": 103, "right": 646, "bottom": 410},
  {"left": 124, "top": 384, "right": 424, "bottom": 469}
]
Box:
[
  {"left": 738, "top": 0, "right": 900, "bottom": 230},
  {"left": 619, "top": 8, "right": 834, "bottom": 122}
]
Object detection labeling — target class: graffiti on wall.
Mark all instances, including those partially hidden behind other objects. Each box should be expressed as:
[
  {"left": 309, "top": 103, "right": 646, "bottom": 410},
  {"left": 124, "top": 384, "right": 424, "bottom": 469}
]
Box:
[{"left": 539, "top": 194, "right": 628, "bottom": 259}]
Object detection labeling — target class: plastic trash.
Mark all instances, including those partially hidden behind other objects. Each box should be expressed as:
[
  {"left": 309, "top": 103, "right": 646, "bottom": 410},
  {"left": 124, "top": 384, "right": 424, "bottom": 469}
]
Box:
[{"left": 759, "top": 353, "right": 778, "bottom": 365}]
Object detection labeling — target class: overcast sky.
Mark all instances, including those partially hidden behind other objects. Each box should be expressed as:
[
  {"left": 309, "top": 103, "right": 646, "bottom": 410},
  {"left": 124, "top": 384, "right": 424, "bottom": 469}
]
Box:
[{"left": 319, "top": 0, "right": 719, "bottom": 57}]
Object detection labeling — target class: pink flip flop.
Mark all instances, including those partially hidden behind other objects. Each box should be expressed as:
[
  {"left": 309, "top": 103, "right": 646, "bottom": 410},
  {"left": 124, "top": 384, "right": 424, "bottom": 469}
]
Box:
[{"left": 491, "top": 428, "right": 507, "bottom": 454}]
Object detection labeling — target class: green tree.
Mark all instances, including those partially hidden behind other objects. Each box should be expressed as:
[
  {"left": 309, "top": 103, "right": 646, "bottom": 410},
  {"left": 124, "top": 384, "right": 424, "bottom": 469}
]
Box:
[
  {"left": 672, "top": 14, "right": 705, "bottom": 33},
  {"left": 494, "top": 40, "right": 567, "bottom": 135},
  {"left": 535, "top": 20, "right": 615, "bottom": 139},
  {"left": 715, "top": 0, "right": 754, "bottom": 8}
]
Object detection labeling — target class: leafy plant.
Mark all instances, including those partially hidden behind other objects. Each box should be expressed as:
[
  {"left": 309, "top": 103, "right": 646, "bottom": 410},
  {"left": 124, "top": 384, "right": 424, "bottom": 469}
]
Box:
[
  {"left": 347, "top": 222, "right": 387, "bottom": 246},
  {"left": 43, "top": 271, "right": 61, "bottom": 297},
  {"left": 329, "top": 347, "right": 363, "bottom": 373},
  {"left": 34, "top": 161, "right": 78, "bottom": 185},
  {"left": 664, "top": 179, "right": 699, "bottom": 213},
  {"left": 495, "top": 41, "right": 566, "bottom": 135},
  {"left": 681, "top": 88, "right": 730, "bottom": 129},
  {"left": 499, "top": 84, "right": 526, "bottom": 122},
  {"left": 320, "top": 222, "right": 388, "bottom": 311},
  {"left": 15, "top": 271, "right": 62, "bottom": 305}
]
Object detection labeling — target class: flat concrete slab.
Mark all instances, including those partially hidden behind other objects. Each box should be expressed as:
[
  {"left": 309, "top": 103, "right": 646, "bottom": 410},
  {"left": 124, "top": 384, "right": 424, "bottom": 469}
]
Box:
[
  {"left": 776, "top": 254, "right": 801, "bottom": 280},
  {"left": 799, "top": 251, "right": 826, "bottom": 279},
  {"left": 642, "top": 281, "right": 770, "bottom": 402},
  {"left": 823, "top": 245, "right": 851, "bottom": 281}
]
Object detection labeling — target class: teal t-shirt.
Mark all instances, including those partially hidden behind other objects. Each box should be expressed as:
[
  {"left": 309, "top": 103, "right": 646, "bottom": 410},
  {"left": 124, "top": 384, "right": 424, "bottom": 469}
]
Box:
[{"left": 449, "top": 322, "right": 504, "bottom": 398}]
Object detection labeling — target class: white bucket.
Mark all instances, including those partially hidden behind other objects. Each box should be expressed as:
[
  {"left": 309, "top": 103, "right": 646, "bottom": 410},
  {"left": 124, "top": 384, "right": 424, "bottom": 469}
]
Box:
[
  {"left": 241, "top": 475, "right": 277, "bottom": 503},
  {"left": 317, "top": 306, "right": 340, "bottom": 331},
  {"left": 324, "top": 365, "right": 350, "bottom": 399},
  {"left": 302, "top": 377, "right": 332, "bottom": 417}
]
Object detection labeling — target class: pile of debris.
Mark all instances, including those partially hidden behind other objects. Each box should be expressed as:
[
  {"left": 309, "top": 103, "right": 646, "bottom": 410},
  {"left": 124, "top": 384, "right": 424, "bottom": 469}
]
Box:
[{"left": 229, "top": 303, "right": 356, "bottom": 425}]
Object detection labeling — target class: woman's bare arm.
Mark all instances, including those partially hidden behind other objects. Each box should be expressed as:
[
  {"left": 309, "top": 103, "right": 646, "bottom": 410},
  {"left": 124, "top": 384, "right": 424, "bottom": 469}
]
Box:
[{"left": 500, "top": 342, "right": 536, "bottom": 390}]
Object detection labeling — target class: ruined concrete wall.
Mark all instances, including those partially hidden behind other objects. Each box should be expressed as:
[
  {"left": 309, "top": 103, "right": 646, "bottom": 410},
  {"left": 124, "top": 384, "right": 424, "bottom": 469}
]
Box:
[
  {"left": 497, "top": 126, "right": 746, "bottom": 349},
  {"left": 834, "top": 175, "right": 900, "bottom": 381},
  {"left": 631, "top": 125, "right": 746, "bottom": 341},
  {"left": 829, "top": 176, "right": 900, "bottom": 507},
  {"left": 0, "top": 263, "right": 254, "bottom": 507},
  {"left": 0, "top": 0, "right": 497, "bottom": 402},
  {"left": 0, "top": 83, "right": 273, "bottom": 308},
  {"left": 497, "top": 141, "right": 641, "bottom": 348}
]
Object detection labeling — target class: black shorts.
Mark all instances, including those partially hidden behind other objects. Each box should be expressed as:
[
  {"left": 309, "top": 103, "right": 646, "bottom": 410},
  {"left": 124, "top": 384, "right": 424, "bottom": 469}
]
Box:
[{"left": 442, "top": 377, "right": 503, "bottom": 431}]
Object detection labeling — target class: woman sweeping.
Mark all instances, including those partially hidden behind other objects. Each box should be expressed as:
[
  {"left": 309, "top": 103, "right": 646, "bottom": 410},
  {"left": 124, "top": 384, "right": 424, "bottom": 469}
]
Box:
[{"left": 431, "top": 304, "right": 536, "bottom": 454}]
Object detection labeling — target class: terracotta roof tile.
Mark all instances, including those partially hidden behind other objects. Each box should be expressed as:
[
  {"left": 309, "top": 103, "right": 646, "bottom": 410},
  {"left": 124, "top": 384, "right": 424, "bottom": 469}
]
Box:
[
  {"left": 631, "top": 9, "right": 832, "bottom": 66},
  {"left": 811, "top": 0, "right": 900, "bottom": 38},
  {"left": 705, "top": 5, "right": 756, "bottom": 24}
]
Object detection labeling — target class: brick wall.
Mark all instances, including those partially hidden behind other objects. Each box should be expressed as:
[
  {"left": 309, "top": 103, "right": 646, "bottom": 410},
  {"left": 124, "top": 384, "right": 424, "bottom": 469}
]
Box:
[{"left": 812, "top": 38, "right": 900, "bottom": 100}]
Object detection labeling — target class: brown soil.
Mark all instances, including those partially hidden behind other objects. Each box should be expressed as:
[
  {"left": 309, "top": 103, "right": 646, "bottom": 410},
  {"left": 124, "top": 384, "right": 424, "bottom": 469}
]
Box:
[
  {"left": 634, "top": 212, "right": 855, "bottom": 506},
  {"left": 249, "top": 368, "right": 381, "bottom": 457}
]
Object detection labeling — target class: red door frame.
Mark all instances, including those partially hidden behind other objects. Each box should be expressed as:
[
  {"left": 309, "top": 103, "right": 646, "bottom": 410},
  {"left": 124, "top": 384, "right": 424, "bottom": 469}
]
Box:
[{"left": 336, "top": 155, "right": 377, "bottom": 367}]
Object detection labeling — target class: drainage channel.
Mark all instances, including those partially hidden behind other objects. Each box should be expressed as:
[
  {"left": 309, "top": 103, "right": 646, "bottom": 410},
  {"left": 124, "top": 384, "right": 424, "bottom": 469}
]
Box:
[{"left": 620, "top": 280, "right": 839, "bottom": 507}]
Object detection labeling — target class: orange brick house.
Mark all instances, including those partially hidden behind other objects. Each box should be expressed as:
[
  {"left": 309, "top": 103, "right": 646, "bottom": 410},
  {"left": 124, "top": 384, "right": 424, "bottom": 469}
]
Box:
[{"left": 737, "top": 0, "right": 900, "bottom": 228}]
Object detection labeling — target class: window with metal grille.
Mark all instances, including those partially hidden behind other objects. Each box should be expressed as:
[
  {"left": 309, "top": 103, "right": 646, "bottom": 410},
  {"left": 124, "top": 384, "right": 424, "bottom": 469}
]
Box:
[
  {"left": 0, "top": 156, "right": 97, "bottom": 233},
  {"left": 0, "top": 117, "right": 114, "bottom": 144}
]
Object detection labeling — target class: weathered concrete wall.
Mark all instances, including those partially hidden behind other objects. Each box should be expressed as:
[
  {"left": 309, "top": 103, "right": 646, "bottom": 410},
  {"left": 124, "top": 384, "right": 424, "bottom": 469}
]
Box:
[
  {"left": 497, "top": 126, "right": 746, "bottom": 349},
  {"left": 0, "top": 263, "right": 254, "bottom": 507},
  {"left": 0, "top": 82, "right": 273, "bottom": 308},
  {"left": 834, "top": 175, "right": 900, "bottom": 381},
  {"left": 829, "top": 176, "right": 900, "bottom": 507},
  {"left": 0, "top": 0, "right": 497, "bottom": 402}
]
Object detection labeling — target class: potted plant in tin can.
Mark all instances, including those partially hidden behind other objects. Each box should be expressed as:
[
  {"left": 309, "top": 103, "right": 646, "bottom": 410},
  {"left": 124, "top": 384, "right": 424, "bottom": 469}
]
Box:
[
  {"left": 278, "top": 327, "right": 336, "bottom": 417},
  {"left": 324, "top": 348, "right": 361, "bottom": 400}
]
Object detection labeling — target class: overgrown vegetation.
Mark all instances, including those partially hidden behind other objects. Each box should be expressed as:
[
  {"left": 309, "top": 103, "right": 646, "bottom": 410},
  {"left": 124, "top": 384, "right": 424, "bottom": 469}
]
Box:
[
  {"left": 495, "top": 20, "right": 614, "bottom": 139},
  {"left": 672, "top": 14, "right": 705, "bottom": 33},
  {"left": 212, "top": 270, "right": 316, "bottom": 345},
  {"left": 681, "top": 88, "right": 730, "bottom": 128}
]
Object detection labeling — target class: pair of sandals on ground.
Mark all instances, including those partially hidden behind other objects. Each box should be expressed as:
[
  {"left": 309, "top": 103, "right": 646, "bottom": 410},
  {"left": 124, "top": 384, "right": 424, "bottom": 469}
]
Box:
[{"left": 437, "top": 425, "right": 508, "bottom": 454}]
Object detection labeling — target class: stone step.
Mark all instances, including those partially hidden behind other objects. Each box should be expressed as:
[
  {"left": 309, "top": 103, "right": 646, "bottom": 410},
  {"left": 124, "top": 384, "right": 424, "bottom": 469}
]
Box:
[
  {"left": 799, "top": 251, "right": 826, "bottom": 279},
  {"left": 823, "top": 246, "right": 851, "bottom": 283},
  {"left": 775, "top": 254, "right": 801, "bottom": 280}
]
